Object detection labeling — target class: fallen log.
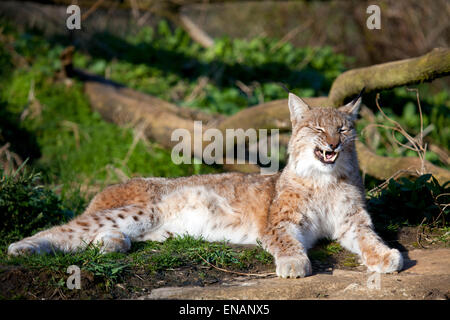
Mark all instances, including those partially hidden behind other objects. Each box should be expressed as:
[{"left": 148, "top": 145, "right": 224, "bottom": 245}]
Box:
[{"left": 216, "top": 97, "right": 328, "bottom": 132}]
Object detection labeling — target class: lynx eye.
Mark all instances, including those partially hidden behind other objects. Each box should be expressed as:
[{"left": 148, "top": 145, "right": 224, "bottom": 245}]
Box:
[
  {"left": 338, "top": 127, "right": 349, "bottom": 133},
  {"left": 313, "top": 127, "right": 325, "bottom": 133}
]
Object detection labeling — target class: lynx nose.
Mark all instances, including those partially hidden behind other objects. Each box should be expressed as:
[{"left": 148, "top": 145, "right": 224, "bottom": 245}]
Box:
[
  {"left": 329, "top": 142, "right": 340, "bottom": 150},
  {"left": 326, "top": 136, "right": 340, "bottom": 150}
]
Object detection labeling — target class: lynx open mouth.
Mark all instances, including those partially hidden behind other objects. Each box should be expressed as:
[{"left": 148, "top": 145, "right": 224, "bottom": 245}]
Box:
[{"left": 314, "top": 147, "right": 339, "bottom": 164}]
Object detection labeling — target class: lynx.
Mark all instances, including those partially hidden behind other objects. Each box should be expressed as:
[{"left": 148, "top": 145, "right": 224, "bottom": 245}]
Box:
[{"left": 8, "top": 90, "right": 403, "bottom": 278}]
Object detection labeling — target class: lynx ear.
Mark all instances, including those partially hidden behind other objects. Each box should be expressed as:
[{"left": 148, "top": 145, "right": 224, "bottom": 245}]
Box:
[
  {"left": 288, "top": 93, "right": 310, "bottom": 122},
  {"left": 338, "top": 87, "right": 365, "bottom": 120}
]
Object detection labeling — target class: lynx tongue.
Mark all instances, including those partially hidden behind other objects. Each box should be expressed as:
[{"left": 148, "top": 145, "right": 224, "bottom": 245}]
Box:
[
  {"left": 315, "top": 148, "right": 339, "bottom": 164},
  {"left": 325, "top": 150, "right": 337, "bottom": 161}
]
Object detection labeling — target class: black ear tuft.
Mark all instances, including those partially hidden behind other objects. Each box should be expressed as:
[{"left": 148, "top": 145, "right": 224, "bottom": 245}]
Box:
[
  {"left": 337, "top": 87, "right": 365, "bottom": 120},
  {"left": 354, "top": 87, "right": 366, "bottom": 101},
  {"left": 278, "top": 83, "right": 291, "bottom": 94}
]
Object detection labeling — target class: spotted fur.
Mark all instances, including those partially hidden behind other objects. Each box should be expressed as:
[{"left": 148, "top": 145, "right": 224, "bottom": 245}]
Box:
[{"left": 8, "top": 92, "right": 403, "bottom": 278}]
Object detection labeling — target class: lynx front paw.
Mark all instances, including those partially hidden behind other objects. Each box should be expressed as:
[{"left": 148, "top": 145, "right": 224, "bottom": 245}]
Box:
[
  {"left": 8, "top": 239, "right": 51, "bottom": 256},
  {"left": 275, "top": 255, "right": 312, "bottom": 278},
  {"left": 365, "top": 248, "right": 403, "bottom": 274}
]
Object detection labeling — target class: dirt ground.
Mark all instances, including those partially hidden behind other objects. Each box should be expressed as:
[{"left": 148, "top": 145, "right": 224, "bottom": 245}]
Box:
[
  {"left": 0, "top": 227, "right": 448, "bottom": 300},
  {"left": 144, "top": 249, "right": 450, "bottom": 300}
]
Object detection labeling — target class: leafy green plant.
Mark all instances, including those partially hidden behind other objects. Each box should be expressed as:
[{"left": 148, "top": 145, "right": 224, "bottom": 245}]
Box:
[
  {"left": 368, "top": 174, "right": 449, "bottom": 235},
  {"left": 0, "top": 165, "right": 72, "bottom": 244}
]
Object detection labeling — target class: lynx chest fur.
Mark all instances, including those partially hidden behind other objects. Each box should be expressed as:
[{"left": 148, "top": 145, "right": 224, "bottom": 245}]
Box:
[{"left": 8, "top": 90, "right": 403, "bottom": 278}]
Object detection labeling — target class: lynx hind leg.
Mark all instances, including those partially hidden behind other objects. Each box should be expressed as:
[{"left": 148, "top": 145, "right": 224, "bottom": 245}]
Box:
[
  {"left": 7, "top": 224, "right": 86, "bottom": 256},
  {"left": 337, "top": 218, "right": 403, "bottom": 273},
  {"left": 7, "top": 213, "right": 130, "bottom": 256},
  {"left": 8, "top": 179, "right": 160, "bottom": 256},
  {"left": 8, "top": 236, "right": 54, "bottom": 256},
  {"left": 93, "top": 230, "right": 131, "bottom": 253},
  {"left": 8, "top": 204, "right": 157, "bottom": 256}
]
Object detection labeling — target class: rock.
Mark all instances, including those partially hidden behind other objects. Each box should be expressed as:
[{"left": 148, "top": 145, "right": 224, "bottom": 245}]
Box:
[{"left": 141, "top": 249, "right": 450, "bottom": 300}]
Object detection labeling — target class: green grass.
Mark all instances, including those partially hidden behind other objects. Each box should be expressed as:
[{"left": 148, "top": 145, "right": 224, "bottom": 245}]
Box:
[
  {"left": 128, "top": 235, "right": 273, "bottom": 273},
  {"left": 0, "top": 234, "right": 274, "bottom": 290},
  {"left": 342, "top": 255, "right": 360, "bottom": 268},
  {"left": 308, "top": 240, "right": 343, "bottom": 262},
  {"left": 1, "top": 244, "right": 130, "bottom": 288}
]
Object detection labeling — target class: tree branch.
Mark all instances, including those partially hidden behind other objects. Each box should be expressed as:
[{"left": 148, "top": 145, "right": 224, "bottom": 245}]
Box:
[
  {"left": 356, "top": 141, "right": 450, "bottom": 183},
  {"left": 328, "top": 48, "right": 450, "bottom": 106}
]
